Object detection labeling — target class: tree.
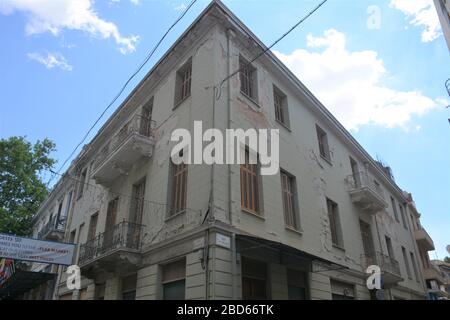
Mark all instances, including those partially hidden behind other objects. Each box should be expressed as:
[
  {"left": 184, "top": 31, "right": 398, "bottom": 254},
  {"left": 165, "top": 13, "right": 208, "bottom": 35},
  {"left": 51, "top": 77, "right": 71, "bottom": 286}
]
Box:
[
  {"left": 0, "top": 136, "right": 56, "bottom": 236},
  {"left": 445, "top": 257, "right": 450, "bottom": 264}
]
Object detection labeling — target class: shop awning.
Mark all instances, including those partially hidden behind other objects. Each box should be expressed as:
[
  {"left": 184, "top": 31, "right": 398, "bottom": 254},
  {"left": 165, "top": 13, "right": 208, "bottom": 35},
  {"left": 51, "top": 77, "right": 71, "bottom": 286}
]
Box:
[
  {"left": 0, "top": 271, "right": 56, "bottom": 299},
  {"left": 236, "top": 234, "right": 349, "bottom": 272}
]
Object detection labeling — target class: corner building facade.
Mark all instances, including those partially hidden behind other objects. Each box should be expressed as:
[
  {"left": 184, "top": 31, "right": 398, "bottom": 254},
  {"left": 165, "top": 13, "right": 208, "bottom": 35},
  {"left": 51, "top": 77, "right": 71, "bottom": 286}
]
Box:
[{"left": 51, "top": 1, "right": 432, "bottom": 300}]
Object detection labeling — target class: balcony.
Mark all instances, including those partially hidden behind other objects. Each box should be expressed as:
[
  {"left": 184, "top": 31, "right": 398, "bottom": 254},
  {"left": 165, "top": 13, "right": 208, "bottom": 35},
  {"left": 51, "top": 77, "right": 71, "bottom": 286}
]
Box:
[
  {"left": 424, "top": 266, "right": 446, "bottom": 284},
  {"left": 92, "top": 114, "right": 156, "bottom": 187},
  {"left": 38, "top": 216, "right": 66, "bottom": 241},
  {"left": 361, "top": 252, "right": 403, "bottom": 287},
  {"left": 414, "top": 228, "right": 435, "bottom": 251},
  {"left": 346, "top": 171, "right": 388, "bottom": 213},
  {"left": 78, "top": 221, "right": 144, "bottom": 279}
]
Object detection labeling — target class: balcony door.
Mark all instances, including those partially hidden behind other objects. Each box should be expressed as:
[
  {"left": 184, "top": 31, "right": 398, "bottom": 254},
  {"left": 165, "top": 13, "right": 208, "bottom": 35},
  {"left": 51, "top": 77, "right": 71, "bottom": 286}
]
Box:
[
  {"left": 140, "top": 101, "right": 153, "bottom": 137},
  {"left": 350, "top": 157, "right": 361, "bottom": 188},
  {"left": 129, "top": 179, "right": 146, "bottom": 248},
  {"left": 104, "top": 198, "right": 118, "bottom": 249},
  {"left": 359, "top": 220, "right": 376, "bottom": 265}
]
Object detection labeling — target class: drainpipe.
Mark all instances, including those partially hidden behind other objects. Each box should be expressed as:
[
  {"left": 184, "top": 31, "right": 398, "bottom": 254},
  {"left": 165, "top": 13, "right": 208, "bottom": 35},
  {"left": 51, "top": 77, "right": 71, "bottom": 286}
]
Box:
[
  {"left": 231, "top": 232, "right": 237, "bottom": 299},
  {"left": 226, "top": 28, "right": 237, "bottom": 300},
  {"left": 226, "top": 29, "right": 234, "bottom": 226}
]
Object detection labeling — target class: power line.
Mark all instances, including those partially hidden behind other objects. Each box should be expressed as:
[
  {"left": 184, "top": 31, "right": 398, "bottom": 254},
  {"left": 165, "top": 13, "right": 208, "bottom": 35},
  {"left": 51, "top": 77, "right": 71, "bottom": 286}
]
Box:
[
  {"left": 47, "top": 168, "right": 201, "bottom": 214},
  {"left": 48, "top": 0, "right": 198, "bottom": 186},
  {"left": 216, "top": 0, "right": 328, "bottom": 100}
]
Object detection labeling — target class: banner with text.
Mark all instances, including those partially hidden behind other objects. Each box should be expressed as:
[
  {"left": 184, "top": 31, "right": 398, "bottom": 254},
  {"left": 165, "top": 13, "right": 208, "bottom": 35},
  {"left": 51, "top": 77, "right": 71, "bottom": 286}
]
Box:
[{"left": 0, "top": 233, "right": 75, "bottom": 266}]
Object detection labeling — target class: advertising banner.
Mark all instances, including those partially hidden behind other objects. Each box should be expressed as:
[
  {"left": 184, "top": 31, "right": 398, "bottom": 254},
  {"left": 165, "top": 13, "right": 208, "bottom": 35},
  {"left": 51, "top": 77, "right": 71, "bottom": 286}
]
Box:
[{"left": 0, "top": 233, "right": 75, "bottom": 266}]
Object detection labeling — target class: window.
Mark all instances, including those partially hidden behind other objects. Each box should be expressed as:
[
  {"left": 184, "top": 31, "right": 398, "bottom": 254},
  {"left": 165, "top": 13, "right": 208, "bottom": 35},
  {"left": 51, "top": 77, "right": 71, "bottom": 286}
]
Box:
[
  {"left": 175, "top": 59, "right": 192, "bottom": 105},
  {"left": 326, "top": 198, "right": 343, "bottom": 248},
  {"left": 77, "top": 168, "right": 87, "bottom": 199},
  {"left": 242, "top": 257, "right": 267, "bottom": 300},
  {"left": 421, "top": 251, "right": 430, "bottom": 269},
  {"left": 402, "top": 246, "right": 412, "bottom": 279},
  {"left": 131, "top": 179, "right": 146, "bottom": 225},
  {"left": 69, "top": 230, "right": 76, "bottom": 243},
  {"left": 240, "top": 148, "right": 260, "bottom": 215},
  {"left": 140, "top": 99, "right": 153, "bottom": 137},
  {"left": 385, "top": 236, "right": 395, "bottom": 259},
  {"left": 273, "top": 86, "right": 289, "bottom": 127},
  {"left": 287, "top": 269, "right": 308, "bottom": 300},
  {"left": 360, "top": 220, "right": 376, "bottom": 263},
  {"left": 280, "top": 170, "right": 299, "bottom": 229},
  {"left": 316, "top": 125, "right": 331, "bottom": 161},
  {"left": 169, "top": 151, "right": 187, "bottom": 216},
  {"left": 349, "top": 157, "right": 361, "bottom": 188},
  {"left": 77, "top": 224, "right": 84, "bottom": 244},
  {"left": 162, "top": 260, "right": 186, "bottom": 300},
  {"left": 399, "top": 204, "right": 408, "bottom": 229},
  {"left": 391, "top": 197, "right": 399, "bottom": 222},
  {"left": 410, "top": 252, "right": 419, "bottom": 282},
  {"left": 79, "top": 288, "right": 88, "bottom": 300},
  {"left": 330, "top": 280, "right": 355, "bottom": 300},
  {"left": 121, "top": 274, "right": 137, "bottom": 300},
  {"left": 69, "top": 230, "right": 77, "bottom": 265},
  {"left": 239, "top": 56, "right": 257, "bottom": 100},
  {"left": 94, "top": 283, "right": 105, "bottom": 300},
  {"left": 87, "top": 212, "right": 98, "bottom": 242}
]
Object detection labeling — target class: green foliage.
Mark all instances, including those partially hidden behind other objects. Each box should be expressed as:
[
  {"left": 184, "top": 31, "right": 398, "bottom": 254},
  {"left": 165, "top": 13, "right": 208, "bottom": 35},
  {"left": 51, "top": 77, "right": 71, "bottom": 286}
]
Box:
[
  {"left": 445, "top": 257, "right": 450, "bottom": 264},
  {"left": 0, "top": 136, "right": 56, "bottom": 236}
]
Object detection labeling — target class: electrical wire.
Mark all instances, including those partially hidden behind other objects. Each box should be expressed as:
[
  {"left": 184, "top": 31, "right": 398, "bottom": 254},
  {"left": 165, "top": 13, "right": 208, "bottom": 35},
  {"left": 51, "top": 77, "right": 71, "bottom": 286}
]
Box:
[
  {"left": 215, "top": 0, "right": 328, "bottom": 100},
  {"left": 46, "top": 168, "right": 201, "bottom": 214},
  {"left": 47, "top": 0, "right": 198, "bottom": 186}
]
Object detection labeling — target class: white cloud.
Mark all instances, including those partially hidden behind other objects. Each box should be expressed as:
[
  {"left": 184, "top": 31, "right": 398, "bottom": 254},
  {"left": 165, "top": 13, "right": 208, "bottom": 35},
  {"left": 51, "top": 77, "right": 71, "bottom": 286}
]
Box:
[
  {"left": 389, "top": 0, "right": 441, "bottom": 42},
  {"left": 0, "top": 0, "right": 139, "bottom": 54},
  {"left": 27, "top": 52, "right": 73, "bottom": 71},
  {"left": 109, "top": 0, "right": 141, "bottom": 5},
  {"left": 274, "top": 29, "right": 444, "bottom": 131}
]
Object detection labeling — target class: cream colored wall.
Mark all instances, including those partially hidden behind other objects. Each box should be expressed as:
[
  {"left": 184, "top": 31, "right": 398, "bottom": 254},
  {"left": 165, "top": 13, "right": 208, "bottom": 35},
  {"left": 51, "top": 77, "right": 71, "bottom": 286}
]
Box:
[{"left": 211, "top": 26, "right": 426, "bottom": 298}]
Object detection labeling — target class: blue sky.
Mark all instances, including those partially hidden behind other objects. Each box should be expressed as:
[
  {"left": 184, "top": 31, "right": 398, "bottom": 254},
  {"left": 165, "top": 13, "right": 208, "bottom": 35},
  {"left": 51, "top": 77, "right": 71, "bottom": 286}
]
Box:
[{"left": 0, "top": 0, "right": 448, "bottom": 258}]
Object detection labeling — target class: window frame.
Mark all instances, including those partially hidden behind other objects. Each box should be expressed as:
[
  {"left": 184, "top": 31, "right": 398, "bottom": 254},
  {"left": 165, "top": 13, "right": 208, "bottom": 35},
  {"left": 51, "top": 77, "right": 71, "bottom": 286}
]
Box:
[
  {"left": 316, "top": 125, "right": 331, "bottom": 162},
  {"left": 239, "top": 55, "right": 258, "bottom": 101},
  {"left": 273, "top": 85, "right": 290, "bottom": 128},
  {"left": 326, "top": 198, "right": 343, "bottom": 249},
  {"left": 280, "top": 169, "right": 300, "bottom": 230},
  {"left": 240, "top": 148, "right": 261, "bottom": 216},
  {"left": 161, "top": 259, "right": 186, "bottom": 300},
  {"left": 77, "top": 168, "right": 88, "bottom": 200},
  {"left": 168, "top": 151, "right": 188, "bottom": 217},
  {"left": 174, "top": 58, "right": 192, "bottom": 107}
]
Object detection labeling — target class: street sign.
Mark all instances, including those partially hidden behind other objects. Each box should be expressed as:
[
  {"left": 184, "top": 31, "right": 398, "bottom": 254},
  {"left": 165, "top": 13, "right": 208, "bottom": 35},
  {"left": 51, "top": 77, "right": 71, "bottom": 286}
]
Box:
[{"left": 0, "top": 233, "right": 75, "bottom": 266}]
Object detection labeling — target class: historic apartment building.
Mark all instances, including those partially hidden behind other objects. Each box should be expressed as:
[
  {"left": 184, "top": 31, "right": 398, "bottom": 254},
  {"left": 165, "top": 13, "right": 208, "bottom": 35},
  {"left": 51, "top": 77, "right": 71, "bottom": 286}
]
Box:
[
  {"left": 434, "top": 0, "right": 450, "bottom": 50},
  {"left": 28, "top": 1, "right": 437, "bottom": 300}
]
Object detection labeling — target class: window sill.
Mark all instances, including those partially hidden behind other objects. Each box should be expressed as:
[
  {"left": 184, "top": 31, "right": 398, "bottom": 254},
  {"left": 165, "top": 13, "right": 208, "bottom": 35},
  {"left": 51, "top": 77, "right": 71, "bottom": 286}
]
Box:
[
  {"left": 332, "top": 244, "right": 345, "bottom": 252},
  {"left": 285, "top": 226, "right": 303, "bottom": 236},
  {"left": 164, "top": 210, "right": 186, "bottom": 222},
  {"left": 241, "top": 209, "right": 265, "bottom": 221},
  {"left": 276, "top": 119, "right": 291, "bottom": 132},
  {"left": 173, "top": 95, "right": 191, "bottom": 110},
  {"left": 320, "top": 155, "right": 333, "bottom": 166},
  {"left": 238, "top": 92, "right": 261, "bottom": 109}
]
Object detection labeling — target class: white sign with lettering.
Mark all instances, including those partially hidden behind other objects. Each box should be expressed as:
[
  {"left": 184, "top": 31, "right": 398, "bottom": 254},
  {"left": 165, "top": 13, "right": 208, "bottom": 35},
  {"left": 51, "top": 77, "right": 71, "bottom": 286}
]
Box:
[
  {"left": 0, "top": 233, "right": 76, "bottom": 266},
  {"left": 215, "top": 233, "right": 231, "bottom": 249}
]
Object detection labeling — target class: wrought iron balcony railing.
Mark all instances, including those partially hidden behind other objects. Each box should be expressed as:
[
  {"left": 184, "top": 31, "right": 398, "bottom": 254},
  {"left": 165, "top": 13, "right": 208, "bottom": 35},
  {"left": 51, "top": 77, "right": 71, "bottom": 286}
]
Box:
[
  {"left": 93, "top": 114, "right": 156, "bottom": 171},
  {"left": 78, "top": 221, "right": 144, "bottom": 266},
  {"left": 346, "top": 171, "right": 385, "bottom": 200},
  {"left": 361, "top": 251, "right": 401, "bottom": 278},
  {"left": 38, "top": 216, "right": 66, "bottom": 239}
]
